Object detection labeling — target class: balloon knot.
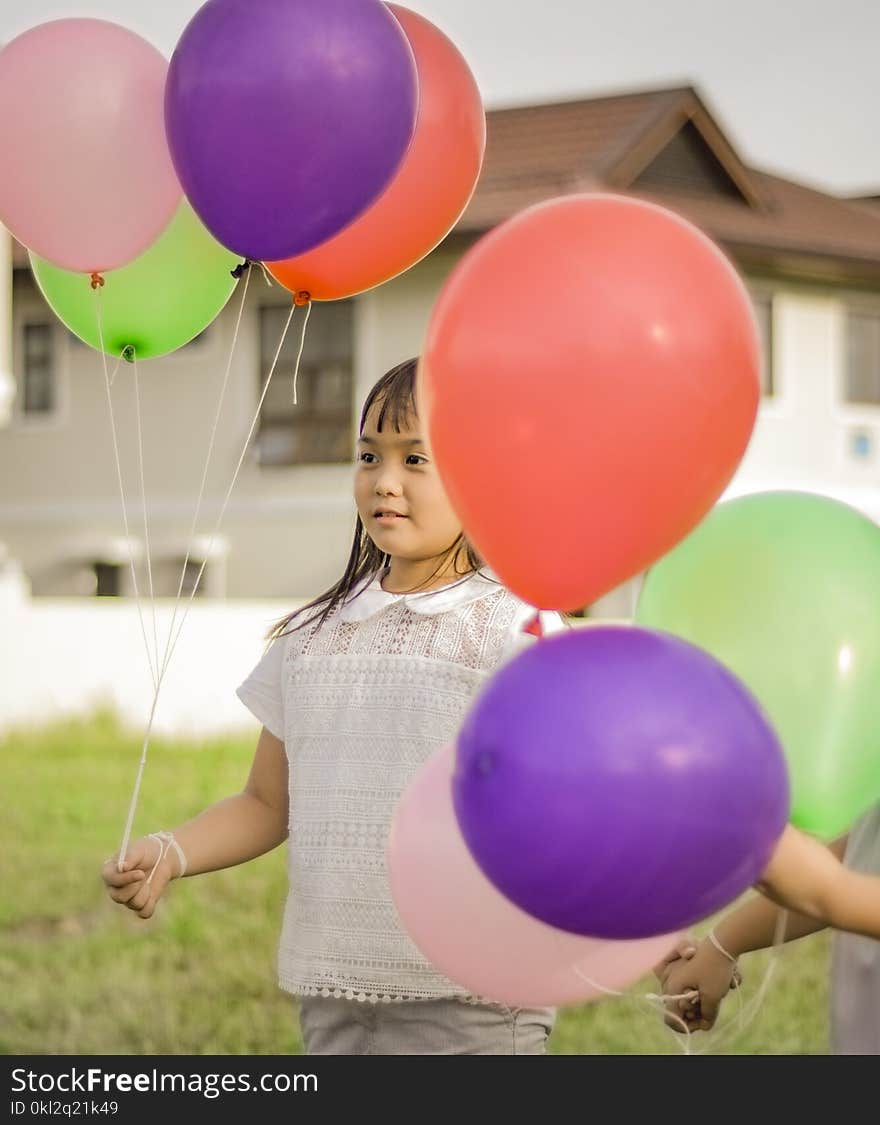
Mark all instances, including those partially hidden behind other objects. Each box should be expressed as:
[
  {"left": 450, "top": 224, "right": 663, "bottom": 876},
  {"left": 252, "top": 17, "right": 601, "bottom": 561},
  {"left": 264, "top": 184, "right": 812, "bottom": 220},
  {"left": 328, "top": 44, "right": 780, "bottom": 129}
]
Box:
[
  {"left": 121, "top": 345, "right": 136, "bottom": 364},
  {"left": 294, "top": 290, "right": 311, "bottom": 307},
  {"left": 230, "top": 260, "right": 251, "bottom": 280},
  {"left": 89, "top": 272, "right": 105, "bottom": 290},
  {"left": 522, "top": 612, "right": 543, "bottom": 638}
]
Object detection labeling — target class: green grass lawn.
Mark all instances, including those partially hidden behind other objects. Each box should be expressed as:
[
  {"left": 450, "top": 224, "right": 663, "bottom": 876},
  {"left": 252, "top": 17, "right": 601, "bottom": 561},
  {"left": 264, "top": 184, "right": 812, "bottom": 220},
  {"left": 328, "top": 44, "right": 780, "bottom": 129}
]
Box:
[{"left": 0, "top": 712, "right": 830, "bottom": 1055}]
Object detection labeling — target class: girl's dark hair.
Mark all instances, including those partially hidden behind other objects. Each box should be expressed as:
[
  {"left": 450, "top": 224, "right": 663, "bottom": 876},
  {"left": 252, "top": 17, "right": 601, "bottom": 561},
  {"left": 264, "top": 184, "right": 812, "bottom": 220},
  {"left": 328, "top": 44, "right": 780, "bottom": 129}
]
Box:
[{"left": 267, "top": 357, "right": 484, "bottom": 640}]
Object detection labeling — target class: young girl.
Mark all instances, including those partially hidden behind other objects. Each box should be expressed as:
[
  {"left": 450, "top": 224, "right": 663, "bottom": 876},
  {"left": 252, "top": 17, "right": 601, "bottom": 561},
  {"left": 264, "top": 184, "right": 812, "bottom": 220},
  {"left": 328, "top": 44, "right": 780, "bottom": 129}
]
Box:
[
  {"left": 102, "top": 357, "right": 565, "bottom": 1056},
  {"left": 654, "top": 810, "right": 880, "bottom": 1052}
]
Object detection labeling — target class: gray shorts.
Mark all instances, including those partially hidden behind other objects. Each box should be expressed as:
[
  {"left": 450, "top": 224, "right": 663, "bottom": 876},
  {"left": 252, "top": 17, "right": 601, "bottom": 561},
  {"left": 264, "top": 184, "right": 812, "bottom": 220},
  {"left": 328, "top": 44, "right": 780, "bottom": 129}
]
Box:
[{"left": 298, "top": 996, "right": 556, "bottom": 1055}]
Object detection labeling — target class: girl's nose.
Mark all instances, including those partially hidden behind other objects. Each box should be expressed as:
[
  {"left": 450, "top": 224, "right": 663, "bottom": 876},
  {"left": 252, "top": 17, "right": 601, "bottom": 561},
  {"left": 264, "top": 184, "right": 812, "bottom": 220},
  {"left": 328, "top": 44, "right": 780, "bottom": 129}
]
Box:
[{"left": 375, "top": 471, "right": 403, "bottom": 496}]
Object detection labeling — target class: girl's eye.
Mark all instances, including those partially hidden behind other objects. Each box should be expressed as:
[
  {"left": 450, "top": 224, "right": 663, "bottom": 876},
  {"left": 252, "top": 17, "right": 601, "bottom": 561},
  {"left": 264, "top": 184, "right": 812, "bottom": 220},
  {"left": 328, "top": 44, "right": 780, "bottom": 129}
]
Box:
[
  {"left": 406, "top": 454, "right": 428, "bottom": 466},
  {"left": 358, "top": 452, "right": 377, "bottom": 463}
]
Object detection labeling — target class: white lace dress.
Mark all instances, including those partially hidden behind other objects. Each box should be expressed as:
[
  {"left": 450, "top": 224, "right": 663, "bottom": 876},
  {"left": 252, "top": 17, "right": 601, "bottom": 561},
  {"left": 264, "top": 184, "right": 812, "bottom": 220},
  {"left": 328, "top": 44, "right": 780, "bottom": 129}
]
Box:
[{"left": 236, "top": 568, "right": 565, "bottom": 1003}]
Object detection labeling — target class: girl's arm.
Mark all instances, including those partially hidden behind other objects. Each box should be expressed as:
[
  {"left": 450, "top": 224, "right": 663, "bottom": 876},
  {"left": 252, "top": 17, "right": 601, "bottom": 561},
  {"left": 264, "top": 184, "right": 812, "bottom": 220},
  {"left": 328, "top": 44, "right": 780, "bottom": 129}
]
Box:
[
  {"left": 756, "top": 824, "right": 880, "bottom": 938},
  {"left": 103, "top": 726, "right": 289, "bottom": 918},
  {"left": 173, "top": 725, "right": 290, "bottom": 875}
]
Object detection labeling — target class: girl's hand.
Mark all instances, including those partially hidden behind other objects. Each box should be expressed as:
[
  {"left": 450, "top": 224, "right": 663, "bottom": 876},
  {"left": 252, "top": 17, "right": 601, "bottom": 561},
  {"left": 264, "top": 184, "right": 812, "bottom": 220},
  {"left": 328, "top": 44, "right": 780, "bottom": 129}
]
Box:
[
  {"left": 659, "top": 938, "right": 739, "bottom": 1032},
  {"left": 101, "top": 836, "right": 180, "bottom": 920}
]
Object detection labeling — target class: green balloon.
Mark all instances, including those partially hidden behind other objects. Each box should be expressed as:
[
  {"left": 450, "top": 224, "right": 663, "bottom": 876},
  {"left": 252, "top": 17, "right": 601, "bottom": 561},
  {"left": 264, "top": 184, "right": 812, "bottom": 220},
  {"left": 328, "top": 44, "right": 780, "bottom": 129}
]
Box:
[
  {"left": 30, "top": 202, "right": 241, "bottom": 360},
  {"left": 636, "top": 491, "right": 880, "bottom": 839}
]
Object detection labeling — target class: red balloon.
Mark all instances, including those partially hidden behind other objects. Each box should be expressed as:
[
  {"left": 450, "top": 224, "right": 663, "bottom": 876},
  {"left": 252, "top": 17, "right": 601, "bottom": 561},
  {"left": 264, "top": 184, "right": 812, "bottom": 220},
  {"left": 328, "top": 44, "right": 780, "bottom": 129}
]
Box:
[
  {"left": 420, "top": 194, "right": 761, "bottom": 610},
  {"left": 266, "top": 5, "right": 485, "bottom": 301}
]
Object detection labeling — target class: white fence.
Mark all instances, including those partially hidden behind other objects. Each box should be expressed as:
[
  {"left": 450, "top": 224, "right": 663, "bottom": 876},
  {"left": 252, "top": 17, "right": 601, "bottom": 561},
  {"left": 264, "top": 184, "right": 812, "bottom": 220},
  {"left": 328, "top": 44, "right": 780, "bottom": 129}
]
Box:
[{"left": 0, "top": 559, "right": 299, "bottom": 738}]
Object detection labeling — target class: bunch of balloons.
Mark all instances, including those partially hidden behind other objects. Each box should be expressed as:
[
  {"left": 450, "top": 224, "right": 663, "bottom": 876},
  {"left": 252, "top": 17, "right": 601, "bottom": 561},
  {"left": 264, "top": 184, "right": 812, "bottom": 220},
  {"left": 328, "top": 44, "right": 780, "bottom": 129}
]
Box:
[
  {"left": 0, "top": 0, "right": 485, "bottom": 359},
  {"left": 8, "top": 0, "right": 878, "bottom": 1014},
  {"left": 387, "top": 194, "right": 880, "bottom": 1007}
]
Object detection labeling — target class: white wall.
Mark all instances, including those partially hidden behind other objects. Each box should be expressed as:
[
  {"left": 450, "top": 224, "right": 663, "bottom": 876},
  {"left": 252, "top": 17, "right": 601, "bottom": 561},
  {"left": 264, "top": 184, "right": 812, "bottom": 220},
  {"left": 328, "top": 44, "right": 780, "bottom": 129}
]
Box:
[
  {"left": 0, "top": 561, "right": 298, "bottom": 738},
  {"left": 726, "top": 288, "right": 880, "bottom": 520}
]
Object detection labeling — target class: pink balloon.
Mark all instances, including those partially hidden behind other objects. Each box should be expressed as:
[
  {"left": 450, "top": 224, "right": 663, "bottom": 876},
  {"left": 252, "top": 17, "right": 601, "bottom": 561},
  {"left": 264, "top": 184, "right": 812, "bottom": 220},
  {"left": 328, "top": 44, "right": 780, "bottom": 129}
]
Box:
[
  {"left": 388, "top": 744, "right": 679, "bottom": 1007},
  {"left": 0, "top": 19, "right": 181, "bottom": 272}
]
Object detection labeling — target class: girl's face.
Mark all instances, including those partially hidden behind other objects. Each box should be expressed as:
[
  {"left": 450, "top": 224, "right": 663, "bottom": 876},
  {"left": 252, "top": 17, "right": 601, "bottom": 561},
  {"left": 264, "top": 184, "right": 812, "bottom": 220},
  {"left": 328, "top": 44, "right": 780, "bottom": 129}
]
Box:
[{"left": 354, "top": 401, "right": 464, "bottom": 563}]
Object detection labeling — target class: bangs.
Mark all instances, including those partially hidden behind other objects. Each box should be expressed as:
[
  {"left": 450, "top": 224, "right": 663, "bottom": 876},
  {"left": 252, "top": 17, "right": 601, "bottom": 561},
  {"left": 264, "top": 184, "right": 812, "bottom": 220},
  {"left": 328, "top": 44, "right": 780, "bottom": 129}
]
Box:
[{"left": 359, "top": 358, "right": 418, "bottom": 435}]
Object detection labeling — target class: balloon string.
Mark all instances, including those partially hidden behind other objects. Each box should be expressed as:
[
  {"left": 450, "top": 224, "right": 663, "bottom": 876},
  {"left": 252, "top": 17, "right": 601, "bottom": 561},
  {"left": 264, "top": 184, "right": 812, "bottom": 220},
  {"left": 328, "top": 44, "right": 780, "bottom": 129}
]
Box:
[
  {"left": 93, "top": 287, "right": 158, "bottom": 692},
  {"left": 131, "top": 347, "right": 160, "bottom": 680},
  {"left": 153, "top": 265, "right": 252, "bottom": 699},
  {"left": 108, "top": 353, "right": 123, "bottom": 388},
  {"left": 292, "top": 298, "right": 312, "bottom": 406},
  {"left": 231, "top": 260, "right": 274, "bottom": 286},
  {"left": 117, "top": 293, "right": 297, "bottom": 870},
  {"left": 115, "top": 670, "right": 164, "bottom": 875},
  {"left": 117, "top": 265, "right": 253, "bottom": 870},
  {"left": 162, "top": 299, "right": 297, "bottom": 670}
]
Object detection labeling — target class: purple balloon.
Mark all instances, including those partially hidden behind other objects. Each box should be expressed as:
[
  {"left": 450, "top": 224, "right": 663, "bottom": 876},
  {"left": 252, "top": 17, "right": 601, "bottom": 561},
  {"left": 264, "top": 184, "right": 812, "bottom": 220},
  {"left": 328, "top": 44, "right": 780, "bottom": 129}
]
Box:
[
  {"left": 165, "top": 0, "right": 418, "bottom": 261},
  {"left": 454, "top": 626, "right": 790, "bottom": 939}
]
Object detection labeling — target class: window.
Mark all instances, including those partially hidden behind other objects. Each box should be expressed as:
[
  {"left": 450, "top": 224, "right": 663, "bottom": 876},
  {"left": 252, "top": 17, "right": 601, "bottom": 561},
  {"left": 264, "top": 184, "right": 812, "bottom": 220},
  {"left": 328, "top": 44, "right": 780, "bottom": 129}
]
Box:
[
  {"left": 180, "top": 558, "right": 206, "bottom": 598},
  {"left": 22, "top": 323, "right": 56, "bottom": 415},
  {"left": 257, "top": 301, "right": 354, "bottom": 465},
  {"left": 751, "top": 294, "right": 774, "bottom": 397},
  {"left": 845, "top": 309, "right": 880, "bottom": 405},
  {"left": 144, "top": 556, "right": 210, "bottom": 598},
  {"left": 93, "top": 562, "right": 122, "bottom": 597}
]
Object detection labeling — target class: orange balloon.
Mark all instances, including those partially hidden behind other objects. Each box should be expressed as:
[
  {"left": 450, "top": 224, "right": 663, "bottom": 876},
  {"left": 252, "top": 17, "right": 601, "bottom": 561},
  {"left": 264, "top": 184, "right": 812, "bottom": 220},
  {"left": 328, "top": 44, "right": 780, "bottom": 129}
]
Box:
[
  {"left": 266, "top": 5, "right": 485, "bottom": 301},
  {"left": 420, "top": 194, "right": 761, "bottom": 611}
]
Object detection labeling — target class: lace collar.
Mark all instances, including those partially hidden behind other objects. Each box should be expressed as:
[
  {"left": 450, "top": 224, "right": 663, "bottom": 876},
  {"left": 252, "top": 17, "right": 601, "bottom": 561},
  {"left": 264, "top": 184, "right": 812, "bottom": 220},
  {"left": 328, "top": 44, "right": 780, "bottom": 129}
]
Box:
[{"left": 338, "top": 568, "right": 502, "bottom": 623}]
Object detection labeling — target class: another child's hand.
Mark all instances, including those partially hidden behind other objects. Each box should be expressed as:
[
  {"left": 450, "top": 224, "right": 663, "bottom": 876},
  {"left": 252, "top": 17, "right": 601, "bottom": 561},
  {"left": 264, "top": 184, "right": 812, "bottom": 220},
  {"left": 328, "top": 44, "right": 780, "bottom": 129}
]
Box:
[
  {"left": 652, "top": 935, "right": 698, "bottom": 981},
  {"left": 101, "top": 836, "right": 180, "bottom": 920},
  {"left": 657, "top": 938, "right": 740, "bottom": 1032}
]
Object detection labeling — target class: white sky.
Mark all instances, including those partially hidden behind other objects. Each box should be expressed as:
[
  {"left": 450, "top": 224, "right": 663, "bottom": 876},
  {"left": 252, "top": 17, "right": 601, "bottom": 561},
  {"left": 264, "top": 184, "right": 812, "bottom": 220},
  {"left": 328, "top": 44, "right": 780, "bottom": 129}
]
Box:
[{"left": 2, "top": 0, "right": 878, "bottom": 195}]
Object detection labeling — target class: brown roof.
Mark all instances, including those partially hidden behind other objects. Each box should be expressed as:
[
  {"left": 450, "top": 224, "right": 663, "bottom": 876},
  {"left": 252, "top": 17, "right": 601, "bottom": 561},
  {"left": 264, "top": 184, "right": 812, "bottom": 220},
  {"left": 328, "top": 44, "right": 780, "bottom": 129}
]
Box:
[
  {"left": 12, "top": 86, "right": 880, "bottom": 285},
  {"left": 458, "top": 86, "right": 880, "bottom": 285}
]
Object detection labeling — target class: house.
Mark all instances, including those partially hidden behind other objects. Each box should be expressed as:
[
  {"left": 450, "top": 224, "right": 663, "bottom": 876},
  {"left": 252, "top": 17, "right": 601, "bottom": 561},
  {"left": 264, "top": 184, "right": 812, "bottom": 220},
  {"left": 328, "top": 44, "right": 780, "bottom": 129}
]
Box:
[{"left": 2, "top": 84, "right": 880, "bottom": 618}]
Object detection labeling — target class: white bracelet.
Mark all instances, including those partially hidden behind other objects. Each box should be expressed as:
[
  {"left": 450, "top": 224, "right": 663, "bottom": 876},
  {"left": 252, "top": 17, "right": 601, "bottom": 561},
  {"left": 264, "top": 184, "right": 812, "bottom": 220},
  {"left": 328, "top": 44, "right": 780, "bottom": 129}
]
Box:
[
  {"left": 708, "top": 929, "right": 738, "bottom": 965},
  {"left": 147, "top": 831, "right": 188, "bottom": 882}
]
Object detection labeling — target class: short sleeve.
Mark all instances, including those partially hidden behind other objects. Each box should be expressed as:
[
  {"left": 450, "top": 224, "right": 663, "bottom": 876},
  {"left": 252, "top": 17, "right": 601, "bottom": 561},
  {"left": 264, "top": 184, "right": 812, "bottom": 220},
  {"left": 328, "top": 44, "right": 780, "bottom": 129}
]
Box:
[
  {"left": 498, "top": 602, "right": 570, "bottom": 666},
  {"left": 236, "top": 637, "right": 286, "bottom": 741}
]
